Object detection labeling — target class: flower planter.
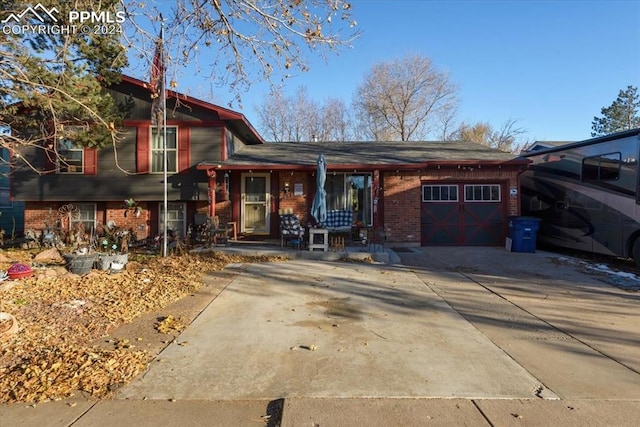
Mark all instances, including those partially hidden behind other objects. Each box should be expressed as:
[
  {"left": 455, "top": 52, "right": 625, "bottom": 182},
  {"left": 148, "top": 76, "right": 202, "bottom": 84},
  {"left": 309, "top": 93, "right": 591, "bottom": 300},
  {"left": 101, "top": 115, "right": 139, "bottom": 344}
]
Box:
[
  {"left": 63, "top": 253, "right": 97, "bottom": 275},
  {"left": 7, "top": 263, "right": 32, "bottom": 280},
  {"left": 8, "top": 270, "right": 32, "bottom": 280},
  {"left": 96, "top": 253, "right": 129, "bottom": 271}
]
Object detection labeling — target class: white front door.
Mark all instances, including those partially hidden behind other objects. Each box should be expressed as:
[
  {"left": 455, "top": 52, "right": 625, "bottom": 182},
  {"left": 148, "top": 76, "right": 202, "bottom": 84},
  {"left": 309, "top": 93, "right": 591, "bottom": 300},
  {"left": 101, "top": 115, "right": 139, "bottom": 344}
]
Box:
[{"left": 241, "top": 173, "right": 270, "bottom": 234}]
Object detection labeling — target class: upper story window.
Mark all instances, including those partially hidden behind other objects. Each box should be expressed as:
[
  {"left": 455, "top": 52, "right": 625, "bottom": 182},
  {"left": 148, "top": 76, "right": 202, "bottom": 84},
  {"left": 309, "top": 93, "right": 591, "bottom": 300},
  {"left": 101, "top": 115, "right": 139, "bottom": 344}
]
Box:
[
  {"left": 151, "top": 127, "right": 177, "bottom": 173},
  {"left": 57, "top": 138, "right": 84, "bottom": 174}
]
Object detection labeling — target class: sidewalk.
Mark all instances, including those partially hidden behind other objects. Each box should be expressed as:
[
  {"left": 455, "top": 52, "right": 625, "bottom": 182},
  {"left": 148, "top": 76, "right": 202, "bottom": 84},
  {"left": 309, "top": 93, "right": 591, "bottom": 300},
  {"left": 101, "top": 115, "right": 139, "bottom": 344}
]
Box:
[{"left": 2, "top": 247, "right": 639, "bottom": 426}]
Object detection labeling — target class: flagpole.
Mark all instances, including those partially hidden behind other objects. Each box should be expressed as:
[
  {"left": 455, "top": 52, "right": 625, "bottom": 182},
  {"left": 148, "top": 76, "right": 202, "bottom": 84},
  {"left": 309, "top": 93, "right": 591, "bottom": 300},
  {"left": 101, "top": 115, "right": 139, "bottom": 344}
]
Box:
[{"left": 161, "top": 19, "right": 168, "bottom": 258}]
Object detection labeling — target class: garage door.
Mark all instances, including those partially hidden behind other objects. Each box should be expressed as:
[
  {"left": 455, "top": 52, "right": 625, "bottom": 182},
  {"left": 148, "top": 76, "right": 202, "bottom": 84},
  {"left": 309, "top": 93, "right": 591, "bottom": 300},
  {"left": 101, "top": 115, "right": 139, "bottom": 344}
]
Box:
[{"left": 421, "top": 183, "right": 506, "bottom": 246}]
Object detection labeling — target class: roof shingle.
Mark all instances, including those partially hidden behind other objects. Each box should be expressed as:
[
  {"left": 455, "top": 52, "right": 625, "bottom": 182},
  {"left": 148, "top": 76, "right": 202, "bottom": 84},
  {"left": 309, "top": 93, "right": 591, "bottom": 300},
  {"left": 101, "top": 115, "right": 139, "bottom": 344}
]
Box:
[{"left": 199, "top": 141, "right": 524, "bottom": 170}]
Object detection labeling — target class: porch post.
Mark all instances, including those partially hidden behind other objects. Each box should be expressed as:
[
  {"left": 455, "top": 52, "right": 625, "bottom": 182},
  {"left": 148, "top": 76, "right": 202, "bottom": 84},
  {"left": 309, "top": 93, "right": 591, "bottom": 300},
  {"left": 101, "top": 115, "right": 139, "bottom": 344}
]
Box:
[
  {"left": 207, "top": 169, "right": 216, "bottom": 218},
  {"left": 373, "top": 169, "right": 381, "bottom": 227}
]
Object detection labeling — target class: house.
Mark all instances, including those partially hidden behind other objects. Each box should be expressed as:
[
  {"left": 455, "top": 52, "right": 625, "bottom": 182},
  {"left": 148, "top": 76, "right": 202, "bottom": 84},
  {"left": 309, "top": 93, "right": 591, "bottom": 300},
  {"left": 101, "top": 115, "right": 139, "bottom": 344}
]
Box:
[
  {"left": 12, "top": 75, "right": 529, "bottom": 247},
  {"left": 11, "top": 75, "right": 264, "bottom": 241},
  {"left": 197, "top": 141, "right": 530, "bottom": 246}
]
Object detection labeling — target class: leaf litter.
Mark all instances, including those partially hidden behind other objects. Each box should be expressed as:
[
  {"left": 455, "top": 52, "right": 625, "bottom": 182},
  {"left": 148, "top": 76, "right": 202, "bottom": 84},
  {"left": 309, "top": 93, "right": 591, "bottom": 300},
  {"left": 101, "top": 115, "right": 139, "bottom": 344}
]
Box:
[{"left": 0, "top": 250, "right": 285, "bottom": 403}]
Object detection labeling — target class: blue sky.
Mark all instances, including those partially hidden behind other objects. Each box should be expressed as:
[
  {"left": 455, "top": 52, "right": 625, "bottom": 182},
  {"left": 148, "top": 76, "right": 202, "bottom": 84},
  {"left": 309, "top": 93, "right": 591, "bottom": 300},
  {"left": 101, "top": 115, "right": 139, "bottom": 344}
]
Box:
[{"left": 136, "top": 0, "right": 640, "bottom": 143}]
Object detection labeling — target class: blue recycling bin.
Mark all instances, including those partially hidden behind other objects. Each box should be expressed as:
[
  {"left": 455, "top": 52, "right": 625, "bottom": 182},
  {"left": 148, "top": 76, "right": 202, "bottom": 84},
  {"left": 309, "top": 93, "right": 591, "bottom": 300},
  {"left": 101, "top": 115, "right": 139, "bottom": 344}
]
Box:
[{"left": 508, "top": 216, "right": 541, "bottom": 253}]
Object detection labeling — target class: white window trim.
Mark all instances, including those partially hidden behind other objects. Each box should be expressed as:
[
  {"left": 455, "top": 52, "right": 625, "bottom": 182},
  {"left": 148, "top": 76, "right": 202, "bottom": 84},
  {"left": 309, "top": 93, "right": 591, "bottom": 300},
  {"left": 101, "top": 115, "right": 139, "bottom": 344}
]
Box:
[
  {"left": 69, "top": 203, "right": 96, "bottom": 231},
  {"left": 421, "top": 185, "right": 459, "bottom": 203},
  {"left": 463, "top": 184, "right": 501, "bottom": 202},
  {"left": 159, "top": 202, "right": 186, "bottom": 238},
  {"left": 150, "top": 126, "right": 178, "bottom": 174},
  {"left": 57, "top": 140, "right": 84, "bottom": 174}
]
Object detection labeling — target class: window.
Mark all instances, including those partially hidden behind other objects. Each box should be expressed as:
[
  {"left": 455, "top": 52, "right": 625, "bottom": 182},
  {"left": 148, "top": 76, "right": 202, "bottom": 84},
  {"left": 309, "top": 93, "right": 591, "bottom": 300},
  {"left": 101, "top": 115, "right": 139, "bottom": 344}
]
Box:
[
  {"left": 582, "top": 152, "right": 621, "bottom": 181},
  {"left": 151, "top": 127, "right": 177, "bottom": 173},
  {"left": 58, "top": 138, "right": 84, "bottom": 173},
  {"left": 325, "top": 173, "right": 372, "bottom": 226},
  {"left": 159, "top": 202, "right": 186, "bottom": 238},
  {"left": 464, "top": 184, "right": 501, "bottom": 202},
  {"left": 422, "top": 185, "right": 458, "bottom": 202},
  {"left": 70, "top": 203, "right": 96, "bottom": 233}
]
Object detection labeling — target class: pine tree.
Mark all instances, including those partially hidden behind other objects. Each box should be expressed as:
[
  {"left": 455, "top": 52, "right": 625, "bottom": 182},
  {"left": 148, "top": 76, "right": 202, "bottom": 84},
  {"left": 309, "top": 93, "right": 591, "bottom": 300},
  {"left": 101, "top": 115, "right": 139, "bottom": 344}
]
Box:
[
  {"left": 591, "top": 86, "right": 640, "bottom": 137},
  {"left": 0, "top": 0, "right": 127, "bottom": 154}
]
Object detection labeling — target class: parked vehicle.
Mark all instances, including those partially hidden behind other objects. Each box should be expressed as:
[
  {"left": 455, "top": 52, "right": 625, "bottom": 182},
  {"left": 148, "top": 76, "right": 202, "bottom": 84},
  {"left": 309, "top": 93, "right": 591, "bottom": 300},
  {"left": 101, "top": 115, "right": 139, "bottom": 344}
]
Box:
[{"left": 520, "top": 128, "right": 640, "bottom": 265}]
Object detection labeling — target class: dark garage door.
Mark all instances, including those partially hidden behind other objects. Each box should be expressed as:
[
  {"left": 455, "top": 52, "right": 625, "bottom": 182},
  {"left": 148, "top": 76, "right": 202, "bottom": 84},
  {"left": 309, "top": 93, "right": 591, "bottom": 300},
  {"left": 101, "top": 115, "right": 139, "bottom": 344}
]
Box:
[{"left": 421, "top": 183, "right": 506, "bottom": 246}]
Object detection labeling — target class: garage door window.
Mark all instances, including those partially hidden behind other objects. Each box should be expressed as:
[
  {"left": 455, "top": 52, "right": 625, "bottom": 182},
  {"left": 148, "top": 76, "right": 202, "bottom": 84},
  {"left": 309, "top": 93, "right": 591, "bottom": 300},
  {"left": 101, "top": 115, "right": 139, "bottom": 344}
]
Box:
[
  {"left": 422, "top": 185, "right": 458, "bottom": 202},
  {"left": 464, "top": 184, "right": 501, "bottom": 202}
]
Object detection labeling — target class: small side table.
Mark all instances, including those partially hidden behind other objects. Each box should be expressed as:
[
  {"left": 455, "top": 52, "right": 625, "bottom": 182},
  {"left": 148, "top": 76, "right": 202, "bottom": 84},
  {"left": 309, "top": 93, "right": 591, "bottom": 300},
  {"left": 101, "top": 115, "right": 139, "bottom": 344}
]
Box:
[{"left": 308, "top": 228, "right": 329, "bottom": 252}]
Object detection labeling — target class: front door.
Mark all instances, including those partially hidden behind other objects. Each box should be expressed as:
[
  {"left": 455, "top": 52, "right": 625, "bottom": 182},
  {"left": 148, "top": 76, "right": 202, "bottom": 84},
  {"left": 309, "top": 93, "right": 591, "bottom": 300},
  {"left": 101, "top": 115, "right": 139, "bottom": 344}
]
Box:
[{"left": 241, "top": 173, "right": 271, "bottom": 235}]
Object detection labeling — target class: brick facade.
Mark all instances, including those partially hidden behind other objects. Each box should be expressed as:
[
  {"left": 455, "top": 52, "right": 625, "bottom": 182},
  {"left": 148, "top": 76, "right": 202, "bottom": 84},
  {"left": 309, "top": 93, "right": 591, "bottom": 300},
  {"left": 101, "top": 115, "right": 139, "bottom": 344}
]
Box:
[
  {"left": 277, "top": 171, "right": 311, "bottom": 225},
  {"left": 24, "top": 201, "right": 149, "bottom": 239}
]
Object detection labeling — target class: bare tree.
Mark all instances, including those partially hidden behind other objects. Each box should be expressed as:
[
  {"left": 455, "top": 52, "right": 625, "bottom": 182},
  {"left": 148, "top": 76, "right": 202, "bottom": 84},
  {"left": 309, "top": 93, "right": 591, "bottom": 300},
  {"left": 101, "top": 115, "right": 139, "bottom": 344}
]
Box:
[
  {"left": 256, "top": 86, "right": 318, "bottom": 142},
  {"left": 255, "top": 86, "right": 354, "bottom": 142},
  {"left": 319, "top": 98, "right": 354, "bottom": 141},
  {"left": 352, "top": 53, "right": 458, "bottom": 141},
  {"left": 123, "top": 0, "right": 360, "bottom": 107},
  {"left": 450, "top": 119, "right": 529, "bottom": 153}
]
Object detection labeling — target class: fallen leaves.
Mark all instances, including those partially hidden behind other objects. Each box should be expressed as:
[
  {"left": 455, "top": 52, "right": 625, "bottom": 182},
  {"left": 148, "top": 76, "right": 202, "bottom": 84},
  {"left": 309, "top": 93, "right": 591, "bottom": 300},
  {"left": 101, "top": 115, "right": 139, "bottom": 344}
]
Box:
[
  {"left": 0, "top": 250, "right": 285, "bottom": 403},
  {"left": 155, "top": 315, "right": 185, "bottom": 334}
]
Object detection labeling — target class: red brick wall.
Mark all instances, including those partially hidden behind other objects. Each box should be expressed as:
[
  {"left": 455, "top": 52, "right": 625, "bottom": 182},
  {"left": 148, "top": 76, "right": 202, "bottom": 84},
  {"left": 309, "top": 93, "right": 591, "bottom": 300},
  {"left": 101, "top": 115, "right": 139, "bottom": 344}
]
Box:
[
  {"left": 25, "top": 201, "right": 151, "bottom": 239},
  {"left": 214, "top": 200, "right": 232, "bottom": 226},
  {"left": 104, "top": 201, "right": 149, "bottom": 239},
  {"left": 383, "top": 173, "right": 422, "bottom": 243},
  {"left": 277, "top": 171, "right": 311, "bottom": 226},
  {"left": 382, "top": 167, "right": 522, "bottom": 244},
  {"left": 24, "top": 202, "right": 59, "bottom": 230}
]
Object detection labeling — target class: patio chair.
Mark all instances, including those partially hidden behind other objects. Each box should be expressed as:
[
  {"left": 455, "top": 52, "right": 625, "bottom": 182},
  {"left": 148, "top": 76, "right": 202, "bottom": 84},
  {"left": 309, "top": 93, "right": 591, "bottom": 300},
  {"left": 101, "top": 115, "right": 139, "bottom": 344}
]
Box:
[{"left": 280, "top": 214, "right": 305, "bottom": 248}]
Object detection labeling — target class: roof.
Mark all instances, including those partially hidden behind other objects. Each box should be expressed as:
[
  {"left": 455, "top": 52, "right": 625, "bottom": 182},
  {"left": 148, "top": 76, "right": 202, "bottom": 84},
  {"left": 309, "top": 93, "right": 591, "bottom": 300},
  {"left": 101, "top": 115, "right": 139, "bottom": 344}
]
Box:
[
  {"left": 119, "top": 75, "right": 265, "bottom": 145},
  {"left": 198, "top": 141, "right": 528, "bottom": 171},
  {"left": 524, "top": 140, "right": 574, "bottom": 152}
]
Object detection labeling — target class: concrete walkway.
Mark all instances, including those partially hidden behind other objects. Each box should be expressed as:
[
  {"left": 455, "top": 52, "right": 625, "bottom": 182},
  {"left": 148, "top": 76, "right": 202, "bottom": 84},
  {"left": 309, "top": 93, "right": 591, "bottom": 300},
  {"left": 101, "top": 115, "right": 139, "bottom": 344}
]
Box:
[{"left": 2, "top": 246, "right": 639, "bottom": 426}]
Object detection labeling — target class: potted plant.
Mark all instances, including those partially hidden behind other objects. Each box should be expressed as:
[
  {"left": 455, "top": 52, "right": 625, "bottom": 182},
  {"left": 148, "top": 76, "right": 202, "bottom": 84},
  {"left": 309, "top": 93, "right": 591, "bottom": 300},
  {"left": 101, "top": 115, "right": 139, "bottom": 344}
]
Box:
[
  {"left": 95, "top": 223, "right": 132, "bottom": 271},
  {"left": 60, "top": 207, "right": 97, "bottom": 275},
  {"left": 63, "top": 247, "right": 96, "bottom": 275},
  {"left": 124, "top": 198, "right": 143, "bottom": 218}
]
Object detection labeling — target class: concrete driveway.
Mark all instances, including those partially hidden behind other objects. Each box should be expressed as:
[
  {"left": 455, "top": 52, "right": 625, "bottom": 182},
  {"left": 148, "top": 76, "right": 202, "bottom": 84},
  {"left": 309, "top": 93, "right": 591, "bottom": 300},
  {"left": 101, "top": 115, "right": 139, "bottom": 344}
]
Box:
[
  {"left": 119, "top": 257, "right": 549, "bottom": 400},
  {"left": 398, "top": 247, "right": 640, "bottom": 400},
  {"left": 4, "top": 246, "right": 639, "bottom": 426}
]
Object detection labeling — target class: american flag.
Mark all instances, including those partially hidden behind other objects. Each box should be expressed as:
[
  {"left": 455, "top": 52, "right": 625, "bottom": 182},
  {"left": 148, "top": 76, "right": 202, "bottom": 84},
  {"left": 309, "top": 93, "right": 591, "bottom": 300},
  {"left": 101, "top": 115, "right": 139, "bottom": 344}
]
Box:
[{"left": 150, "top": 27, "right": 164, "bottom": 125}]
